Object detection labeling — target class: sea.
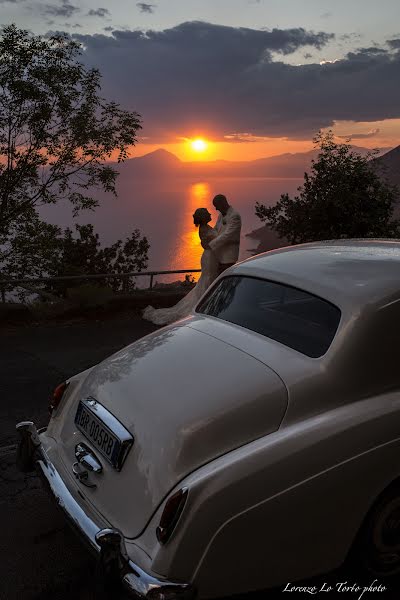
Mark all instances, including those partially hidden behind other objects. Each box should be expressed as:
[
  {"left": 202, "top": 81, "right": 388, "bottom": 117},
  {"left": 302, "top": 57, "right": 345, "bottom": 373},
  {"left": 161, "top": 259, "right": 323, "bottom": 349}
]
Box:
[{"left": 39, "top": 176, "right": 303, "bottom": 287}]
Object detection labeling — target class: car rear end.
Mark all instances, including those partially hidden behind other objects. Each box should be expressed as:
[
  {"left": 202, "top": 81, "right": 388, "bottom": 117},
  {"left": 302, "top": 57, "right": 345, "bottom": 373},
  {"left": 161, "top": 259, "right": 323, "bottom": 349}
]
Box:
[{"left": 17, "top": 322, "right": 288, "bottom": 598}]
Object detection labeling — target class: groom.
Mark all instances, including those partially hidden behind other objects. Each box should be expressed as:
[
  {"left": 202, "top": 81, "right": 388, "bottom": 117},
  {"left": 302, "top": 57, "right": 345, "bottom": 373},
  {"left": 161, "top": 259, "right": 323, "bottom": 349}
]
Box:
[{"left": 204, "top": 194, "right": 242, "bottom": 275}]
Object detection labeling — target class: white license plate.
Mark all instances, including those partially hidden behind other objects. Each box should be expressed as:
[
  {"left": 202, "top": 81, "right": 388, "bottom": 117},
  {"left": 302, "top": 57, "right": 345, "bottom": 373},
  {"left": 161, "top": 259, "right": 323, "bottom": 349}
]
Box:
[{"left": 75, "top": 401, "right": 121, "bottom": 468}]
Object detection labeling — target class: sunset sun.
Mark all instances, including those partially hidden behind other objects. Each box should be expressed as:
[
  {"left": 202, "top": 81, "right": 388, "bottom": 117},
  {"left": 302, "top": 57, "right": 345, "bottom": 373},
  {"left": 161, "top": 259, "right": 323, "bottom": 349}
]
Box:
[{"left": 191, "top": 138, "right": 207, "bottom": 152}]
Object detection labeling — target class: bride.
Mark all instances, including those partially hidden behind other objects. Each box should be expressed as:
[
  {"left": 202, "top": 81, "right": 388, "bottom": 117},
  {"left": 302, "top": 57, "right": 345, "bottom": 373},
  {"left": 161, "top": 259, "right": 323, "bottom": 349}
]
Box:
[{"left": 142, "top": 207, "right": 219, "bottom": 326}]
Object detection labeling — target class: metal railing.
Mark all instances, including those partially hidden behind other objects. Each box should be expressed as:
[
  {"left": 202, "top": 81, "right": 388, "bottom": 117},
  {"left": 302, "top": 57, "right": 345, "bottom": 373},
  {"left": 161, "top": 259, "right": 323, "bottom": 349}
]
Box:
[{"left": 0, "top": 268, "right": 202, "bottom": 297}]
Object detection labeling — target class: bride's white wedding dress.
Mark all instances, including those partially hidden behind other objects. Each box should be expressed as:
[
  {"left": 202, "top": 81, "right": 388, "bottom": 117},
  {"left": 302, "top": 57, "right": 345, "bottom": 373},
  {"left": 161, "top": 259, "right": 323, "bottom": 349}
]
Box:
[{"left": 142, "top": 225, "right": 219, "bottom": 326}]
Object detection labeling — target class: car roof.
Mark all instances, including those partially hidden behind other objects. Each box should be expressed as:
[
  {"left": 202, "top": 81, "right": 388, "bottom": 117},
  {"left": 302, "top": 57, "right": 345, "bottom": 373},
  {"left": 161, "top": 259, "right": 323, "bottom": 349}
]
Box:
[{"left": 231, "top": 239, "right": 400, "bottom": 311}]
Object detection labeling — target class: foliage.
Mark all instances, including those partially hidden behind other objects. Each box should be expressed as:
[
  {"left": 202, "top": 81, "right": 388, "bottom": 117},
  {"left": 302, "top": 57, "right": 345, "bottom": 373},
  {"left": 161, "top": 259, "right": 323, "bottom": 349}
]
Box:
[
  {"left": 0, "top": 25, "right": 147, "bottom": 300},
  {"left": 0, "top": 24, "right": 141, "bottom": 233},
  {"left": 0, "top": 218, "right": 149, "bottom": 301},
  {"left": 1, "top": 210, "right": 60, "bottom": 280},
  {"left": 183, "top": 273, "right": 196, "bottom": 286},
  {"left": 0, "top": 209, "right": 62, "bottom": 300},
  {"left": 45, "top": 223, "right": 150, "bottom": 296},
  {"left": 255, "top": 131, "right": 400, "bottom": 244}
]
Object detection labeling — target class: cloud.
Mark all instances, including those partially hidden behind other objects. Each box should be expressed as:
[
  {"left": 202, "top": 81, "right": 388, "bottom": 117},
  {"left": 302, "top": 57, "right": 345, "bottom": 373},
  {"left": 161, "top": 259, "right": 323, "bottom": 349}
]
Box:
[
  {"left": 104, "top": 26, "right": 114, "bottom": 32},
  {"left": 224, "top": 133, "right": 270, "bottom": 143},
  {"left": 87, "top": 7, "right": 110, "bottom": 18},
  {"left": 340, "top": 32, "right": 362, "bottom": 43},
  {"left": 0, "top": 0, "right": 26, "bottom": 3},
  {"left": 40, "top": 0, "right": 79, "bottom": 18},
  {"left": 388, "top": 38, "right": 400, "bottom": 50},
  {"left": 137, "top": 2, "right": 155, "bottom": 13},
  {"left": 264, "top": 26, "right": 333, "bottom": 54},
  {"left": 354, "top": 46, "right": 387, "bottom": 55},
  {"left": 337, "top": 128, "right": 380, "bottom": 140},
  {"left": 320, "top": 12, "right": 332, "bottom": 19},
  {"left": 71, "top": 21, "right": 400, "bottom": 141}
]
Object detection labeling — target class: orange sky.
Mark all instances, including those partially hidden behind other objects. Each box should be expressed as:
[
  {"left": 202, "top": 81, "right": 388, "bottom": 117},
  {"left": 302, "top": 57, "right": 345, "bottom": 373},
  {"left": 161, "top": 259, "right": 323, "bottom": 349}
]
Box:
[
  {"left": 136, "top": 138, "right": 314, "bottom": 161},
  {"left": 127, "top": 118, "right": 400, "bottom": 162}
]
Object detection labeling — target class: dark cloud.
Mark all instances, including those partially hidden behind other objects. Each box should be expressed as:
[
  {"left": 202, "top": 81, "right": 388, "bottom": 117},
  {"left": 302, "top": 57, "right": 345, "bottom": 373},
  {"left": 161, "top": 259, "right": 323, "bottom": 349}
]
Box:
[
  {"left": 71, "top": 21, "right": 400, "bottom": 141},
  {"left": 104, "top": 26, "right": 114, "bottom": 32},
  {"left": 265, "top": 26, "right": 333, "bottom": 54},
  {"left": 340, "top": 32, "right": 362, "bottom": 42},
  {"left": 44, "top": 28, "right": 70, "bottom": 36},
  {"left": 303, "top": 52, "right": 312, "bottom": 59},
  {"left": 40, "top": 0, "right": 79, "bottom": 18},
  {"left": 87, "top": 7, "right": 110, "bottom": 18},
  {"left": 137, "top": 2, "right": 155, "bottom": 13},
  {"left": 0, "top": 0, "right": 26, "bottom": 3},
  {"left": 354, "top": 46, "right": 387, "bottom": 55},
  {"left": 337, "top": 128, "right": 380, "bottom": 140},
  {"left": 388, "top": 38, "right": 400, "bottom": 50}
]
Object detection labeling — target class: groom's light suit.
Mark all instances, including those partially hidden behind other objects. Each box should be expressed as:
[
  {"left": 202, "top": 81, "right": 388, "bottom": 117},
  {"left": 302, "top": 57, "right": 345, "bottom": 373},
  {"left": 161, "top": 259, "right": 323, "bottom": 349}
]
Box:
[{"left": 209, "top": 206, "right": 242, "bottom": 266}]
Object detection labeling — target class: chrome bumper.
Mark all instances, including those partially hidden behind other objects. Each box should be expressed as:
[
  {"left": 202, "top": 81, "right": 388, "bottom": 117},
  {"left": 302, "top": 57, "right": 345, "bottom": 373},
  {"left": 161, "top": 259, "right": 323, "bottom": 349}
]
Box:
[{"left": 16, "top": 421, "right": 195, "bottom": 600}]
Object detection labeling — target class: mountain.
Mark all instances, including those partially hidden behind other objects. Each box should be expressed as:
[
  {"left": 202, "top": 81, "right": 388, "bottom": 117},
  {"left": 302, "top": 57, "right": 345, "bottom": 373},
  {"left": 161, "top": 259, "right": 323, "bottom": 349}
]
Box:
[
  {"left": 118, "top": 148, "right": 183, "bottom": 176},
  {"left": 184, "top": 150, "right": 319, "bottom": 178},
  {"left": 134, "top": 148, "right": 181, "bottom": 167},
  {"left": 373, "top": 145, "right": 400, "bottom": 186},
  {"left": 119, "top": 145, "right": 391, "bottom": 180}
]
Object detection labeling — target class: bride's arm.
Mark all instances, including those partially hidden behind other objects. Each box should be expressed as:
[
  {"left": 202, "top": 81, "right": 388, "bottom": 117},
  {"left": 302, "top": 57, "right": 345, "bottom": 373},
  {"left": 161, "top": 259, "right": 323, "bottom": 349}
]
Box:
[{"left": 200, "top": 226, "right": 218, "bottom": 248}]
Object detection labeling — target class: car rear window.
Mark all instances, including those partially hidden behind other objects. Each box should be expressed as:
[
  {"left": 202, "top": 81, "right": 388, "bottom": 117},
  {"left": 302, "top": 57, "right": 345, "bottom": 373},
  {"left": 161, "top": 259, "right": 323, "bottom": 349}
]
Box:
[{"left": 196, "top": 276, "right": 341, "bottom": 357}]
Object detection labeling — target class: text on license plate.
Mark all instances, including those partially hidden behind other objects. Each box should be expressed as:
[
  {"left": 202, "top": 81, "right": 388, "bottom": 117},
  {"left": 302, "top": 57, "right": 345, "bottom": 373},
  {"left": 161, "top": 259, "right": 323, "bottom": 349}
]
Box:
[{"left": 75, "top": 403, "right": 119, "bottom": 465}]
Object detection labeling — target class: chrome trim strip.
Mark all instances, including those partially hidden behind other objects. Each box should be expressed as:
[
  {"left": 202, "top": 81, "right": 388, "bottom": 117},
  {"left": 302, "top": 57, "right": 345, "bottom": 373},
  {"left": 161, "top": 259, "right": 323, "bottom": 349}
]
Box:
[
  {"left": 16, "top": 421, "right": 195, "bottom": 600},
  {"left": 39, "top": 455, "right": 102, "bottom": 545}
]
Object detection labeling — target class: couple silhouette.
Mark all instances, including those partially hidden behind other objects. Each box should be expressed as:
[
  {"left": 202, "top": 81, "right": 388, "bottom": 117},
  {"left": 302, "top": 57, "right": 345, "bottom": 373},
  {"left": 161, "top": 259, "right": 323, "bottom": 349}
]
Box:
[{"left": 143, "top": 194, "right": 242, "bottom": 326}]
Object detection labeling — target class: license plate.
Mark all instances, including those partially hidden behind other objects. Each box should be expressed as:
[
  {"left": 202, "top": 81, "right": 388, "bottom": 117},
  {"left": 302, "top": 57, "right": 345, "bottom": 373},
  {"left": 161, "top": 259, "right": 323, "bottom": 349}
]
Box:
[{"left": 75, "top": 398, "right": 133, "bottom": 470}]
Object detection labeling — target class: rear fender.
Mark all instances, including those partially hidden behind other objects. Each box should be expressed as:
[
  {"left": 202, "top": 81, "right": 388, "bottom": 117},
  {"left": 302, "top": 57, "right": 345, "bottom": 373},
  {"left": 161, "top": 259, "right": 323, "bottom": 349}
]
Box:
[{"left": 136, "top": 391, "right": 400, "bottom": 597}]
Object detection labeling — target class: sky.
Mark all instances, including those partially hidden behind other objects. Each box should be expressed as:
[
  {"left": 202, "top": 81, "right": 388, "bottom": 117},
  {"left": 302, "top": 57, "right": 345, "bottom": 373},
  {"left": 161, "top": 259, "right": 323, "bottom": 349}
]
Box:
[{"left": 1, "top": 0, "right": 400, "bottom": 160}]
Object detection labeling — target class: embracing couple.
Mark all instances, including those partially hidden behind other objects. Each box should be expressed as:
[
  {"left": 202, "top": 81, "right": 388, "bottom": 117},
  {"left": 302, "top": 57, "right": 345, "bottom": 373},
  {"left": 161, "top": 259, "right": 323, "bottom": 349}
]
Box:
[{"left": 143, "top": 194, "right": 242, "bottom": 326}]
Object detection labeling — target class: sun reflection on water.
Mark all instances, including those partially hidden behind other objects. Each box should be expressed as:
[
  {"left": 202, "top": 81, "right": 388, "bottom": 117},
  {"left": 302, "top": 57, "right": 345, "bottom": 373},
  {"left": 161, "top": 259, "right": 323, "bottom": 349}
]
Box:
[{"left": 175, "top": 182, "right": 212, "bottom": 282}]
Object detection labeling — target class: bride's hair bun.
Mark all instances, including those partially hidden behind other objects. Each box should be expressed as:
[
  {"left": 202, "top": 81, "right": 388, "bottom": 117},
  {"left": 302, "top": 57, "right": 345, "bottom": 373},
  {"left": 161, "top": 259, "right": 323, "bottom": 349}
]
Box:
[{"left": 193, "top": 207, "right": 211, "bottom": 226}]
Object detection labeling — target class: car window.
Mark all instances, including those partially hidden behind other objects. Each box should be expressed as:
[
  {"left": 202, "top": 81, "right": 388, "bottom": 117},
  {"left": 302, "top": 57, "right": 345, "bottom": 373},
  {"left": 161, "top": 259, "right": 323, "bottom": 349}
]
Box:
[{"left": 196, "top": 276, "right": 341, "bottom": 358}]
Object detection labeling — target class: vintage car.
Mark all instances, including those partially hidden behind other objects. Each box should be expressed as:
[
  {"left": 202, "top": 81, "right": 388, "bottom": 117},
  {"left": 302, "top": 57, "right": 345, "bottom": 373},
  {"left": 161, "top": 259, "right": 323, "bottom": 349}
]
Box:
[{"left": 17, "top": 239, "right": 400, "bottom": 599}]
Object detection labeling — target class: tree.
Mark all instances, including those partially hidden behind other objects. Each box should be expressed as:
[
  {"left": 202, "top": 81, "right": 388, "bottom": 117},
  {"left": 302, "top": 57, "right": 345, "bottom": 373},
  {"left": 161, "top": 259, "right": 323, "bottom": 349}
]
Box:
[
  {"left": 255, "top": 131, "right": 400, "bottom": 245},
  {"left": 0, "top": 221, "right": 149, "bottom": 301},
  {"left": 0, "top": 25, "right": 146, "bottom": 298},
  {"left": 0, "top": 210, "right": 63, "bottom": 301},
  {"left": 0, "top": 24, "right": 141, "bottom": 231},
  {"left": 47, "top": 224, "right": 150, "bottom": 296}
]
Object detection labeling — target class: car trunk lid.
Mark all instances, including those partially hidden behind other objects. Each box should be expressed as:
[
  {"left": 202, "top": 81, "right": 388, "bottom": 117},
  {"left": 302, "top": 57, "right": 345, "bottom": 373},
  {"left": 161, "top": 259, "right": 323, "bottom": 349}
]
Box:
[{"left": 55, "top": 323, "right": 287, "bottom": 538}]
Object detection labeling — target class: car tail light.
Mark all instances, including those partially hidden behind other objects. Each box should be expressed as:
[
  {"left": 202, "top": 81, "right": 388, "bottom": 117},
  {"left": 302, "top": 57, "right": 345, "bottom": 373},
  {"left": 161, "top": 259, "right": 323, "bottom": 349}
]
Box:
[
  {"left": 49, "top": 381, "right": 69, "bottom": 414},
  {"left": 156, "top": 488, "right": 188, "bottom": 544}
]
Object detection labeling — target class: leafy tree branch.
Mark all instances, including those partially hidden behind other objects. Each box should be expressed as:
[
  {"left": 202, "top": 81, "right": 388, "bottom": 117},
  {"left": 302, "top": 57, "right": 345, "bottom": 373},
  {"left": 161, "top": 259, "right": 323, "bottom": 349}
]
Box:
[{"left": 255, "top": 131, "right": 400, "bottom": 244}]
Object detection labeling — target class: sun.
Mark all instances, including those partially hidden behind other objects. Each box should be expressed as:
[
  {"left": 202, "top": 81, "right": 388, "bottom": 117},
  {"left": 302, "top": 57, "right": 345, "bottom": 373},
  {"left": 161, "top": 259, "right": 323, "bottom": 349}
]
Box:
[{"left": 191, "top": 138, "right": 208, "bottom": 152}]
